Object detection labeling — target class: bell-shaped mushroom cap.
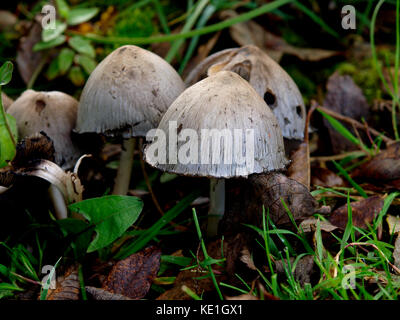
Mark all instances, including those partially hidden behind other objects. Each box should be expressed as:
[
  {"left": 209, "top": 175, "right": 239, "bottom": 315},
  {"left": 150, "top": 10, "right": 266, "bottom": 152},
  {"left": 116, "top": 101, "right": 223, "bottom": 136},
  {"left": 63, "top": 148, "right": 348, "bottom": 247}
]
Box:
[
  {"left": 2, "top": 92, "right": 13, "bottom": 111},
  {"left": 145, "top": 71, "right": 288, "bottom": 178},
  {"left": 185, "top": 45, "right": 305, "bottom": 140},
  {"left": 75, "top": 45, "right": 186, "bottom": 138},
  {"left": 7, "top": 90, "right": 81, "bottom": 169}
]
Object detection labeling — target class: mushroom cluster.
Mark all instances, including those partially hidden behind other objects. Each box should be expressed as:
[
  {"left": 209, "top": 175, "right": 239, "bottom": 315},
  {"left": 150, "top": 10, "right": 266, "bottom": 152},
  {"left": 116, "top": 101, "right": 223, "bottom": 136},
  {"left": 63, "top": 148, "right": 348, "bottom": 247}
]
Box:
[{"left": 185, "top": 45, "right": 306, "bottom": 142}]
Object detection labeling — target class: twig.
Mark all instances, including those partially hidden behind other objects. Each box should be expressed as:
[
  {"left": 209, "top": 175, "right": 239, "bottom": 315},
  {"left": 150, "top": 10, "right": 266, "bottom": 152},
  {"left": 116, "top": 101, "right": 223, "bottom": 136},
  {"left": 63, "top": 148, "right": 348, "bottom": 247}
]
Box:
[
  {"left": 310, "top": 150, "right": 367, "bottom": 162},
  {"left": 316, "top": 104, "right": 395, "bottom": 145}
]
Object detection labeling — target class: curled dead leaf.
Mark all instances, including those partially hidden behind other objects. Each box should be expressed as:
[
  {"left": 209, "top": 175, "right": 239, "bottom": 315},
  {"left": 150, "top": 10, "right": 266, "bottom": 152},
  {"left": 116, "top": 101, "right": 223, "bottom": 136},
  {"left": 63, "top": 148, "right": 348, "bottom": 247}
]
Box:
[
  {"left": 102, "top": 246, "right": 161, "bottom": 300},
  {"left": 86, "top": 286, "right": 132, "bottom": 300},
  {"left": 46, "top": 265, "right": 80, "bottom": 300},
  {"left": 329, "top": 195, "right": 384, "bottom": 230}
]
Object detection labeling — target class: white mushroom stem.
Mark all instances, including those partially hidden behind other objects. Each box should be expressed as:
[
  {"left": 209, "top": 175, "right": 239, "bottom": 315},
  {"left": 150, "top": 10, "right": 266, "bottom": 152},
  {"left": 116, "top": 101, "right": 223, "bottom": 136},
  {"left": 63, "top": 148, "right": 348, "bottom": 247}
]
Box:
[
  {"left": 207, "top": 178, "right": 225, "bottom": 237},
  {"left": 48, "top": 184, "right": 68, "bottom": 219},
  {"left": 113, "top": 138, "right": 136, "bottom": 195}
]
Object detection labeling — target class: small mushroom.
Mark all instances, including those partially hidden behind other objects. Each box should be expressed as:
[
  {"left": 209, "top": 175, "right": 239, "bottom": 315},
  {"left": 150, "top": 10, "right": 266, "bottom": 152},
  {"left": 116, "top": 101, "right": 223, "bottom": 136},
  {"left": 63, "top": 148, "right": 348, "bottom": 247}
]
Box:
[
  {"left": 7, "top": 90, "right": 81, "bottom": 169},
  {"left": 185, "top": 45, "right": 306, "bottom": 141},
  {"left": 1, "top": 92, "right": 13, "bottom": 111},
  {"left": 7, "top": 90, "right": 82, "bottom": 219},
  {"left": 145, "top": 71, "right": 288, "bottom": 236},
  {"left": 75, "top": 45, "right": 185, "bottom": 195}
]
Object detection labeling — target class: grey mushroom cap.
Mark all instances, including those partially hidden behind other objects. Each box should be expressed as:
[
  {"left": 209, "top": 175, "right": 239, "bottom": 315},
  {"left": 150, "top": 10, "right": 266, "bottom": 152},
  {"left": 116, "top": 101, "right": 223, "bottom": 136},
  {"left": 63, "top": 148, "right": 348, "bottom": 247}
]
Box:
[
  {"left": 75, "top": 45, "right": 186, "bottom": 138},
  {"left": 145, "top": 71, "right": 288, "bottom": 178},
  {"left": 185, "top": 45, "right": 306, "bottom": 140},
  {"left": 7, "top": 90, "right": 81, "bottom": 169}
]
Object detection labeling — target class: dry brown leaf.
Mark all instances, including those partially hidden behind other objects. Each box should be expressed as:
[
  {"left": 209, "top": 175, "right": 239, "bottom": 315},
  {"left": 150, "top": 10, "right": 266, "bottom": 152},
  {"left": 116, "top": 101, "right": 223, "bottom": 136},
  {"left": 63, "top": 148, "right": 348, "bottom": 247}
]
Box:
[
  {"left": 329, "top": 195, "right": 384, "bottom": 230},
  {"left": 311, "top": 167, "right": 345, "bottom": 188},
  {"left": 46, "top": 265, "right": 80, "bottom": 300},
  {"left": 300, "top": 217, "right": 338, "bottom": 233},
  {"left": 239, "top": 248, "right": 256, "bottom": 271},
  {"left": 250, "top": 172, "right": 317, "bottom": 225},
  {"left": 16, "top": 18, "right": 44, "bottom": 85},
  {"left": 102, "top": 246, "right": 161, "bottom": 300},
  {"left": 287, "top": 142, "right": 309, "bottom": 188},
  {"left": 352, "top": 142, "right": 400, "bottom": 182},
  {"left": 323, "top": 72, "right": 370, "bottom": 153},
  {"left": 274, "top": 255, "right": 315, "bottom": 286},
  {"left": 220, "top": 10, "right": 340, "bottom": 62},
  {"left": 86, "top": 286, "right": 132, "bottom": 300},
  {"left": 387, "top": 215, "right": 400, "bottom": 234}
]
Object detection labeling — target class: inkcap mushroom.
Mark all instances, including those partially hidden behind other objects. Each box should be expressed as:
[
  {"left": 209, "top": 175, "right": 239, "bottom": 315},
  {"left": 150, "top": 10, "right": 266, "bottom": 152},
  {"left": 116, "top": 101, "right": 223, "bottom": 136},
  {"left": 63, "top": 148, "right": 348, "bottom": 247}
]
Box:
[
  {"left": 145, "top": 71, "right": 288, "bottom": 236},
  {"left": 75, "top": 45, "right": 185, "bottom": 195}
]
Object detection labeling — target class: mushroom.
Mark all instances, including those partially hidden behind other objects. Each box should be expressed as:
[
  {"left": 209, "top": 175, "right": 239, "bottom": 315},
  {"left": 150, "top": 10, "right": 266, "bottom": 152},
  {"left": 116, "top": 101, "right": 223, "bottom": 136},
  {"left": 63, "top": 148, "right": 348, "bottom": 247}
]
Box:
[
  {"left": 185, "top": 45, "right": 306, "bottom": 141},
  {"left": 75, "top": 45, "right": 185, "bottom": 195},
  {"left": 145, "top": 71, "right": 288, "bottom": 236},
  {"left": 7, "top": 90, "right": 81, "bottom": 219},
  {"left": 1, "top": 92, "right": 13, "bottom": 111}
]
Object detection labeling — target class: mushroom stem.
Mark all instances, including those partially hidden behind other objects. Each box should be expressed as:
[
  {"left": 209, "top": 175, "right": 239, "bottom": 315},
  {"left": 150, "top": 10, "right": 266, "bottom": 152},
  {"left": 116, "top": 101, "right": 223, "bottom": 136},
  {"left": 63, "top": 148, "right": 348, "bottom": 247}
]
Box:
[
  {"left": 207, "top": 178, "right": 225, "bottom": 237},
  {"left": 48, "top": 184, "right": 68, "bottom": 219},
  {"left": 113, "top": 138, "right": 136, "bottom": 195}
]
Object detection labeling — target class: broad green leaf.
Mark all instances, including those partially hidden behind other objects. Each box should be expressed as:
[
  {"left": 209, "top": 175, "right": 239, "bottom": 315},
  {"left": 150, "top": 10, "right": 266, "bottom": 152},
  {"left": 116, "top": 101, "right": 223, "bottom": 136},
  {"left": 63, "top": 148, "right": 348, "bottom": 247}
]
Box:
[
  {"left": 75, "top": 54, "right": 97, "bottom": 74},
  {"left": 68, "top": 66, "right": 85, "bottom": 86},
  {"left": 46, "top": 58, "right": 61, "bottom": 80},
  {"left": 67, "top": 8, "right": 99, "bottom": 26},
  {"left": 58, "top": 48, "right": 75, "bottom": 74},
  {"left": 41, "top": 20, "right": 66, "bottom": 42},
  {"left": 0, "top": 113, "right": 17, "bottom": 168},
  {"left": 57, "top": 218, "right": 93, "bottom": 258},
  {"left": 68, "top": 195, "right": 144, "bottom": 253},
  {"left": 56, "top": 0, "right": 70, "bottom": 19},
  {"left": 33, "top": 35, "right": 66, "bottom": 51},
  {"left": 0, "top": 62, "right": 13, "bottom": 86},
  {"left": 68, "top": 36, "right": 95, "bottom": 58}
]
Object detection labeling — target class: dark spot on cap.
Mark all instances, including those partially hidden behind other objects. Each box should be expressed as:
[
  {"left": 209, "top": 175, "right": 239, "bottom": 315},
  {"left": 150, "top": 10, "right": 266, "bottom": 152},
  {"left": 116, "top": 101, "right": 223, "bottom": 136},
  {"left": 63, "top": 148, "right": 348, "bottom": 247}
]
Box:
[
  {"left": 296, "top": 105, "right": 303, "bottom": 118},
  {"left": 263, "top": 90, "right": 276, "bottom": 108},
  {"left": 35, "top": 99, "right": 46, "bottom": 114},
  {"left": 129, "top": 70, "right": 135, "bottom": 79},
  {"left": 118, "top": 47, "right": 127, "bottom": 54},
  {"left": 177, "top": 123, "right": 183, "bottom": 134},
  {"left": 24, "top": 121, "right": 28, "bottom": 126},
  {"left": 152, "top": 89, "right": 157, "bottom": 97},
  {"left": 284, "top": 117, "right": 290, "bottom": 125}
]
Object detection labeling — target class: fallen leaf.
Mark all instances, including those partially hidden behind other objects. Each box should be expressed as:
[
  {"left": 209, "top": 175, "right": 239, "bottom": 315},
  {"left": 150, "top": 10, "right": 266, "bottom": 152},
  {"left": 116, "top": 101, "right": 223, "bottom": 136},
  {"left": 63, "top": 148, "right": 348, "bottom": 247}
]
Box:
[
  {"left": 387, "top": 215, "right": 400, "bottom": 234},
  {"left": 102, "top": 246, "right": 161, "bottom": 299},
  {"left": 220, "top": 10, "right": 340, "bottom": 63},
  {"left": 394, "top": 236, "right": 400, "bottom": 269},
  {"left": 46, "top": 265, "right": 80, "bottom": 300},
  {"left": 86, "top": 286, "right": 132, "bottom": 300},
  {"left": 311, "top": 167, "right": 345, "bottom": 188},
  {"left": 323, "top": 72, "right": 370, "bottom": 153},
  {"left": 274, "top": 255, "right": 315, "bottom": 286},
  {"left": 287, "top": 142, "right": 309, "bottom": 188},
  {"left": 240, "top": 248, "right": 256, "bottom": 271},
  {"left": 16, "top": 18, "right": 44, "bottom": 85},
  {"left": 329, "top": 195, "right": 384, "bottom": 230},
  {"left": 352, "top": 142, "right": 400, "bottom": 182},
  {"left": 300, "top": 217, "right": 338, "bottom": 233},
  {"left": 250, "top": 172, "right": 317, "bottom": 225}
]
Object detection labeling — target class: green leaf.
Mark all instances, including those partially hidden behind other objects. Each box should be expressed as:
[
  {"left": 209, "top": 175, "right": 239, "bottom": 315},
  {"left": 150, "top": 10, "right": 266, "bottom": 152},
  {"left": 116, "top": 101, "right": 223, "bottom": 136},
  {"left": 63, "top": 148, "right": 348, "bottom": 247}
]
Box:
[
  {"left": 0, "top": 62, "right": 13, "bottom": 86},
  {"left": 68, "top": 36, "right": 95, "bottom": 58},
  {"left": 42, "top": 21, "right": 66, "bottom": 42},
  {"left": 67, "top": 8, "right": 99, "bottom": 26},
  {"left": 75, "top": 54, "right": 97, "bottom": 74},
  {"left": 68, "top": 195, "right": 144, "bottom": 253},
  {"left": 0, "top": 283, "right": 23, "bottom": 291},
  {"left": 0, "top": 113, "right": 17, "bottom": 168},
  {"left": 115, "top": 190, "right": 200, "bottom": 259},
  {"left": 58, "top": 48, "right": 75, "bottom": 74},
  {"left": 68, "top": 66, "right": 85, "bottom": 86},
  {"left": 56, "top": 0, "right": 70, "bottom": 19},
  {"left": 46, "top": 58, "right": 61, "bottom": 80},
  {"left": 33, "top": 35, "right": 66, "bottom": 51}
]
